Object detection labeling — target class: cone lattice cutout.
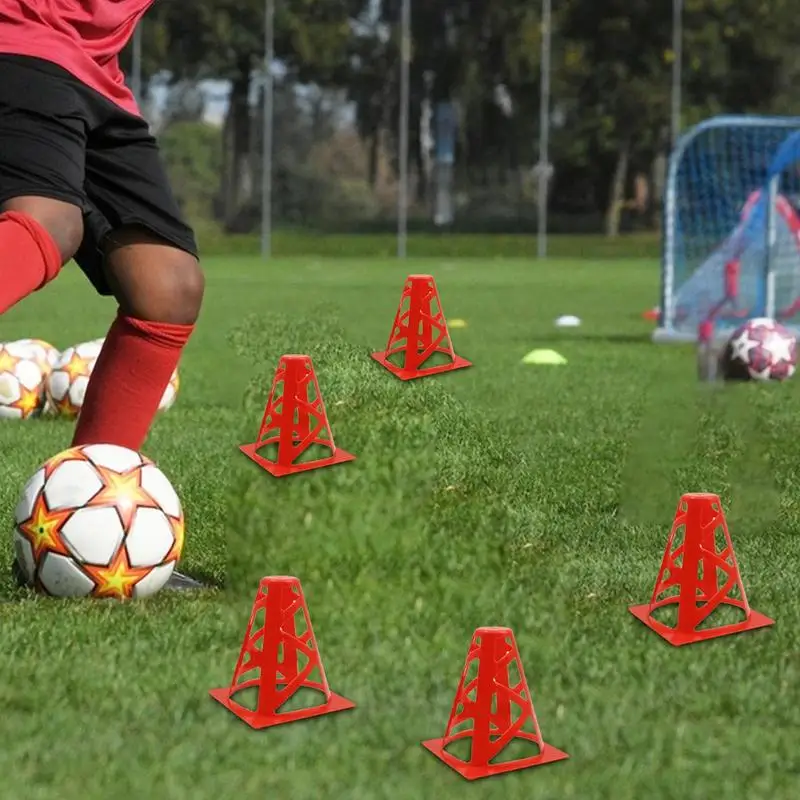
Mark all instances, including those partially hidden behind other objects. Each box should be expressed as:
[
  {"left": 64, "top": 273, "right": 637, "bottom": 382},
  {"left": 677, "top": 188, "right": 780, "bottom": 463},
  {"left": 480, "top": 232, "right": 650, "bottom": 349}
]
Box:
[
  {"left": 421, "top": 627, "right": 568, "bottom": 781},
  {"left": 210, "top": 576, "right": 355, "bottom": 728},
  {"left": 239, "top": 354, "right": 355, "bottom": 476},
  {"left": 629, "top": 493, "right": 774, "bottom": 646},
  {"left": 371, "top": 274, "right": 471, "bottom": 380}
]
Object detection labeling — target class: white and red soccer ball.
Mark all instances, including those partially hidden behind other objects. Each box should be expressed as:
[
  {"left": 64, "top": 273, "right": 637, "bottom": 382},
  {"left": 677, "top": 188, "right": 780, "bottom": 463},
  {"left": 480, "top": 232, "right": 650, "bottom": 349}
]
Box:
[
  {"left": 45, "top": 338, "right": 179, "bottom": 417},
  {"left": 159, "top": 366, "right": 181, "bottom": 411},
  {"left": 721, "top": 317, "right": 797, "bottom": 382},
  {"left": 9, "top": 338, "right": 60, "bottom": 374},
  {"left": 13, "top": 443, "right": 184, "bottom": 599},
  {"left": 45, "top": 339, "right": 104, "bottom": 417},
  {"left": 0, "top": 342, "right": 48, "bottom": 419}
]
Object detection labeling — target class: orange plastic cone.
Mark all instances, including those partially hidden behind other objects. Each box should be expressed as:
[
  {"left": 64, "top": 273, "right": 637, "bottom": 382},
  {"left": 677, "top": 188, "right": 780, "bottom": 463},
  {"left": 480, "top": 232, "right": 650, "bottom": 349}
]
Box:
[
  {"left": 422, "top": 627, "right": 568, "bottom": 780},
  {"left": 239, "top": 354, "right": 355, "bottom": 476},
  {"left": 210, "top": 576, "right": 355, "bottom": 728},
  {"left": 629, "top": 493, "right": 774, "bottom": 645},
  {"left": 371, "top": 274, "right": 471, "bottom": 380}
]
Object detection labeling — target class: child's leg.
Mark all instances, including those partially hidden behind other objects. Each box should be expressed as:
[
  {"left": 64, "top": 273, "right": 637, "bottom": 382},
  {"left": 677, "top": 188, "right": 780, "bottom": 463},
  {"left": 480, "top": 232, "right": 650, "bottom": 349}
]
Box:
[
  {"left": 72, "top": 225, "right": 203, "bottom": 451},
  {"left": 0, "top": 207, "right": 71, "bottom": 313},
  {"left": 71, "top": 101, "right": 203, "bottom": 453}
]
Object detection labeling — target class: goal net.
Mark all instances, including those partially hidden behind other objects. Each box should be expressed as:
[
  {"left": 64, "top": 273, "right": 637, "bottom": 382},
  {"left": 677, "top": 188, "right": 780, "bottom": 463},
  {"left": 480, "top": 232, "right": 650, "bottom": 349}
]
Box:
[{"left": 655, "top": 116, "right": 800, "bottom": 343}]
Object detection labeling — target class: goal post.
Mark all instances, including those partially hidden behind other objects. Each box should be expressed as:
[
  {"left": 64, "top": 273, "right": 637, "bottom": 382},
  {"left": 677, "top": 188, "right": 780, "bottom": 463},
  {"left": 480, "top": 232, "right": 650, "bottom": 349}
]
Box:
[{"left": 655, "top": 115, "right": 800, "bottom": 343}]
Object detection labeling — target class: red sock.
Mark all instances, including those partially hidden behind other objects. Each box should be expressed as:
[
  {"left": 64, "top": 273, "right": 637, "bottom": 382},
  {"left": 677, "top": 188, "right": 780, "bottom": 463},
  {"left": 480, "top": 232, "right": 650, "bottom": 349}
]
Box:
[
  {"left": 0, "top": 211, "right": 62, "bottom": 314},
  {"left": 72, "top": 313, "right": 194, "bottom": 452}
]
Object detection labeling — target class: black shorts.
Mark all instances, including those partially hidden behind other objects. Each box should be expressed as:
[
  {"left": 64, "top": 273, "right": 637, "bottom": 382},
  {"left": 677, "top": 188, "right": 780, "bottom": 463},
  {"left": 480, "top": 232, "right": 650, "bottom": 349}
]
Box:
[{"left": 0, "top": 54, "right": 197, "bottom": 295}]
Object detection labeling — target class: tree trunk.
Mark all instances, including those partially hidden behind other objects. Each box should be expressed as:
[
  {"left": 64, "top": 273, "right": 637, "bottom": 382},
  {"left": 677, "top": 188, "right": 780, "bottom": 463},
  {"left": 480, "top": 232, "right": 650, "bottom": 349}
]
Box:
[
  {"left": 367, "top": 131, "right": 379, "bottom": 188},
  {"left": 414, "top": 132, "right": 427, "bottom": 203},
  {"left": 650, "top": 151, "right": 667, "bottom": 230},
  {"left": 220, "top": 58, "right": 254, "bottom": 232},
  {"left": 605, "top": 140, "right": 630, "bottom": 238}
]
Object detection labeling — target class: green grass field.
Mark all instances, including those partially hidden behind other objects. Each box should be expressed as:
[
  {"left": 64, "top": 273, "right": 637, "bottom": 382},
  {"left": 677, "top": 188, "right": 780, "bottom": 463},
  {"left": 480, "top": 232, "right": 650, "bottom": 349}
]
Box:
[{"left": 0, "top": 252, "right": 798, "bottom": 799}]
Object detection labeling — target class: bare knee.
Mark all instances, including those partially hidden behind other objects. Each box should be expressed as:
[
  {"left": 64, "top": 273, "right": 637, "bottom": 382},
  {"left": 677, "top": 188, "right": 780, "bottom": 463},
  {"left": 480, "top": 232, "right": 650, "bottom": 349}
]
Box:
[
  {"left": 103, "top": 227, "right": 204, "bottom": 325},
  {"left": 155, "top": 253, "right": 205, "bottom": 324},
  {"left": 1, "top": 196, "right": 83, "bottom": 262}
]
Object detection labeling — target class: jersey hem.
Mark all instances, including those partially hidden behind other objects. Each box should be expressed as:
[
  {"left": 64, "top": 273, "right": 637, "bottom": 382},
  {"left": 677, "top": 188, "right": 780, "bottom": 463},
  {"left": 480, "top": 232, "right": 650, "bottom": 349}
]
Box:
[{"left": 0, "top": 44, "right": 140, "bottom": 117}]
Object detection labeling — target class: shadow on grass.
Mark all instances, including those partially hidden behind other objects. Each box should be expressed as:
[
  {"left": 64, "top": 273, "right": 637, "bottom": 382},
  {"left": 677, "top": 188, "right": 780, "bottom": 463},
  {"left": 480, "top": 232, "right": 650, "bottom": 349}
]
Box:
[
  {"left": 524, "top": 331, "right": 656, "bottom": 347},
  {"left": 0, "top": 584, "right": 29, "bottom": 603}
]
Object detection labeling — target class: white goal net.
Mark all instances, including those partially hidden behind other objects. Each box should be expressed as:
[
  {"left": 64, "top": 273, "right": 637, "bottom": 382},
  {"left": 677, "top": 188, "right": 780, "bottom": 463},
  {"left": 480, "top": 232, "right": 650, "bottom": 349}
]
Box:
[{"left": 656, "top": 115, "right": 800, "bottom": 343}]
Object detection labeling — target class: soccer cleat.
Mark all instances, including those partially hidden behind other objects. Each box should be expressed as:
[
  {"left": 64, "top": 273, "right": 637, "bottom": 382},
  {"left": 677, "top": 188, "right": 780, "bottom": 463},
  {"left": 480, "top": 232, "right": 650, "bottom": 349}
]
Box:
[{"left": 165, "top": 569, "right": 207, "bottom": 591}]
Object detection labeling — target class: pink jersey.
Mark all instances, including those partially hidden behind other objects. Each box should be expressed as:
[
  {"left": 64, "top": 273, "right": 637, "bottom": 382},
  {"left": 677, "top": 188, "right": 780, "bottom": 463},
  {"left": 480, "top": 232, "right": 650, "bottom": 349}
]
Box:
[{"left": 0, "top": 0, "right": 154, "bottom": 115}]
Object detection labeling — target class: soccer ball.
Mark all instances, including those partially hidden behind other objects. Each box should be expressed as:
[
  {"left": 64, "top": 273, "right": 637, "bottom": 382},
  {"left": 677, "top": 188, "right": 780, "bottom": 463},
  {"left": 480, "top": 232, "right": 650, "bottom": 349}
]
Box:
[
  {"left": 10, "top": 338, "right": 60, "bottom": 374},
  {"left": 45, "top": 339, "right": 104, "bottom": 417},
  {"left": 0, "top": 342, "right": 47, "bottom": 419},
  {"left": 13, "top": 443, "right": 184, "bottom": 598},
  {"left": 45, "top": 338, "right": 180, "bottom": 417},
  {"left": 720, "top": 317, "right": 797, "bottom": 381},
  {"left": 159, "top": 368, "right": 180, "bottom": 411},
  {"left": 86, "top": 336, "right": 179, "bottom": 412}
]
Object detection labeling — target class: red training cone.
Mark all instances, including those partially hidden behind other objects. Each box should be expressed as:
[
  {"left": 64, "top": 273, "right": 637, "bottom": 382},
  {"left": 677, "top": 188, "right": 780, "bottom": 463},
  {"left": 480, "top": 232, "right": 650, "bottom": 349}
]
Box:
[
  {"left": 422, "top": 627, "right": 569, "bottom": 781},
  {"left": 629, "top": 493, "right": 774, "bottom": 646},
  {"left": 210, "top": 576, "right": 355, "bottom": 728},
  {"left": 239, "top": 354, "right": 355, "bottom": 477},
  {"left": 371, "top": 274, "right": 471, "bottom": 380},
  {"left": 642, "top": 306, "right": 660, "bottom": 321}
]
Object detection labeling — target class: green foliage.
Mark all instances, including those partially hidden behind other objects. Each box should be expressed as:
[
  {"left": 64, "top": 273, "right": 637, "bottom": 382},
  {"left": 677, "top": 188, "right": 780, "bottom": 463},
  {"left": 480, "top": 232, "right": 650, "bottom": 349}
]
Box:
[
  {"left": 149, "top": 0, "right": 357, "bottom": 79},
  {"left": 159, "top": 121, "right": 224, "bottom": 219},
  {"left": 139, "top": 0, "right": 800, "bottom": 234},
  {"left": 191, "top": 230, "right": 661, "bottom": 259}
]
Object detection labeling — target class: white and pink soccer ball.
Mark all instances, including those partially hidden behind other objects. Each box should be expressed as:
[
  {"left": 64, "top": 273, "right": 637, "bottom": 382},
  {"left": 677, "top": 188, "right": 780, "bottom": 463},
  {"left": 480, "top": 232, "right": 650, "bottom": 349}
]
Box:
[
  {"left": 722, "top": 317, "right": 797, "bottom": 382},
  {"left": 13, "top": 443, "right": 184, "bottom": 599}
]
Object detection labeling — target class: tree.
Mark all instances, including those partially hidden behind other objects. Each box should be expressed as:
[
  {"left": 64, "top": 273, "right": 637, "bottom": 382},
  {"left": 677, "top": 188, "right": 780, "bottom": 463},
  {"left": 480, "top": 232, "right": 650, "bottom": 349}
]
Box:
[
  {"left": 136, "top": 0, "right": 800, "bottom": 235},
  {"left": 144, "top": 0, "right": 358, "bottom": 228},
  {"left": 558, "top": 0, "right": 800, "bottom": 234}
]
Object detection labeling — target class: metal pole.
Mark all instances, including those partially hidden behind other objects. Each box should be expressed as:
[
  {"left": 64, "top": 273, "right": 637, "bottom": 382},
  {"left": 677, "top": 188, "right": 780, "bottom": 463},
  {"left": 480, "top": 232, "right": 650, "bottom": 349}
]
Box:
[
  {"left": 261, "top": 0, "right": 275, "bottom": 259},
  {"left": 537, "top": 0, "right": 552, "bottom": 259},
  {"left": 765, "top": 175, "right": 779, "bottom": 318},
  {"left": 397, "top": 0, "right": 411, "bottom": 259},
  {"left": 671, "top": 0, "right": 683, "bottom": 147},
  {"left": 131, "top": 24, "right": 142, "bottom": 104}
]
